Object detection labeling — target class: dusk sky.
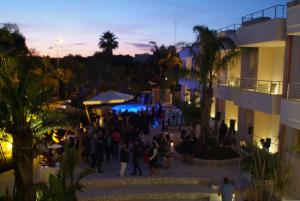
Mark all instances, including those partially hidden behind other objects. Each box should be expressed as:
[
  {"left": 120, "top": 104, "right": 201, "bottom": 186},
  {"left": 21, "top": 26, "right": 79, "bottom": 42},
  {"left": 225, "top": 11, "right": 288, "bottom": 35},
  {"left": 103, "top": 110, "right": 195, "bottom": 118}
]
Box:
[{"left": 1, "top": 0, "right": 287, "bottom": 57}]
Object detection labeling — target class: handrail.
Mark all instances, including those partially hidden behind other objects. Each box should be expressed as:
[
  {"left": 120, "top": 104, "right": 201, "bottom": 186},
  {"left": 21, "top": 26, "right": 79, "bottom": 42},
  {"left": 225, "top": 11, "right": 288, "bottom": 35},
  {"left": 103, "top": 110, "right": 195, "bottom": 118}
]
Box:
[
  {"left": 218, "top": 77, "right": 283, "bottom": 95},
  {"left": 218, "top": 24, "right": 241, "bottom": 32},
  {"left": 241, "top": 5, "right": 286, "bottom": 26}
]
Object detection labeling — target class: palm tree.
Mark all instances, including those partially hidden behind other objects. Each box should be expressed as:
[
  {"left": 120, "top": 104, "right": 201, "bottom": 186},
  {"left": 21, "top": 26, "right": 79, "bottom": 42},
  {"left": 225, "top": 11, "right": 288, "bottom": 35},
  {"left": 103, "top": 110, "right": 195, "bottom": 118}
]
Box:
[
  {"left": 0, "top": 24, "right": 69, "bottom": 201},
  {"left": 181, "top": 25, "right": 240, "bottom": 141},
  {"left": 98, "top": 31, "right": 119, "bottom": 56},
  {"left": 150, "top": 42, "right": 181, "bottom": 88}
]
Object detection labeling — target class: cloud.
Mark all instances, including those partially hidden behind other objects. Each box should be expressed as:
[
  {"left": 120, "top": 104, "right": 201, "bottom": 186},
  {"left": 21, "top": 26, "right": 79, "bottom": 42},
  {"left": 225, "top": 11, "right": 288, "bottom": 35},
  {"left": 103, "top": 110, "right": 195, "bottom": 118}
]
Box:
[
  {"left": 65, "top": 42, "right": 86, "bottom": 47},
  {"left": 127, "top": 42, "right": 153, "bottom": 51}
]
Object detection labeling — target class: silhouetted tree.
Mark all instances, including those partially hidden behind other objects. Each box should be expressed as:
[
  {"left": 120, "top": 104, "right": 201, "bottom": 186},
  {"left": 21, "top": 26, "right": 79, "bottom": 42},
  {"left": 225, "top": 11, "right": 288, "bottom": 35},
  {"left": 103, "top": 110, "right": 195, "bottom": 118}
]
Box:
[{"left": 98, "top": 31, "right": 119, "bottom": 56}]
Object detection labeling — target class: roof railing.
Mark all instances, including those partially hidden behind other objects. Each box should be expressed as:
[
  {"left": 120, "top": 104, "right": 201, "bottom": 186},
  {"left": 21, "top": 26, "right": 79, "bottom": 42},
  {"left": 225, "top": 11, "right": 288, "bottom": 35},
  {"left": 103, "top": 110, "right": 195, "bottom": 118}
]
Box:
[
  {"left": 287, "top": 0, "right": 300, "bottom": 8},
  {"left": 241, "top": 5, "right": 286, "bottom": 26},
  {"left": 218, "top": 24, "right": 241, "bottom": 33}
]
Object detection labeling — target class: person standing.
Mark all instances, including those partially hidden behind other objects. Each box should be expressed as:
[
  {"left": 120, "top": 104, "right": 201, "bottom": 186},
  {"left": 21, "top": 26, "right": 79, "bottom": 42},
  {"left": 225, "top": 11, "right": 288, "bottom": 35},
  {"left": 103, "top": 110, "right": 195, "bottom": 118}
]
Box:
[
  {"left": 104, "top": 133, "right": 113, "bottom": 163},
  {"left": 96, "top": 133, "right": 104, "bottom": 173},
  {"left": 219, "top": 120, "right": 228, "bottom": 145},
  {"left": 112, "top": 129, "right": 121, "bottom": 158},
  {"left": 82, "top": 127, "right": 90, "bottom": 164},
  {"left": 119, "top": 143, "right": 129, "bottom": 177},
  {"left": 163, "top": 134, "right": 172, "bottom": 169},
  {"left": 218, "top": 177, "right": 234, "bottom": 201},
  {"left": 149, "top": 141, "right": 158, "bottom": 176},
  {"left": 90, "top": 132, "right": 99, "bottom": 168},
  {"left": 131, "top": 139, "right": 143, "bottom": 176}
]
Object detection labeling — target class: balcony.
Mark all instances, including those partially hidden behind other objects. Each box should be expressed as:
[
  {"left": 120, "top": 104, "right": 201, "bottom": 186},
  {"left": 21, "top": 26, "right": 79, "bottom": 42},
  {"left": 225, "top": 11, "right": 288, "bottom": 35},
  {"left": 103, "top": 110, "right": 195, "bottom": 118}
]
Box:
[
  {"left": 287, "top": 0, "right": 300, "bottom": 35},
  {"left": 216, "top": 77, "right": 282, "bottom": 114},
  {"left": 281, "top": 83, "right": 300, "bottom": 128},
  {"left": 237, "top": 5, "right": 287, "bottom": 47}
]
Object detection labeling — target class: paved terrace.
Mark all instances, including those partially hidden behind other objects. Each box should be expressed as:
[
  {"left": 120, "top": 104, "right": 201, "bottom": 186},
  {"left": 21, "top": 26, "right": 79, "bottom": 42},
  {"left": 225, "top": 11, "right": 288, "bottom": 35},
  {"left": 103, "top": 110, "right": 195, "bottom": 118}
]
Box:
[{"left": 0, "top": 126, "right": 249, "bottom": 201}]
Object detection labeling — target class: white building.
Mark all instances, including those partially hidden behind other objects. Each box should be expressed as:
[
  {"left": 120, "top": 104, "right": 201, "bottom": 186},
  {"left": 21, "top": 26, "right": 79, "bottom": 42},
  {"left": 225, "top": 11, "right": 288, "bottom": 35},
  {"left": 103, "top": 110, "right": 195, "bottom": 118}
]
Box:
[{"left": 214, "top": 2, "right": 300, "bottom": 198}]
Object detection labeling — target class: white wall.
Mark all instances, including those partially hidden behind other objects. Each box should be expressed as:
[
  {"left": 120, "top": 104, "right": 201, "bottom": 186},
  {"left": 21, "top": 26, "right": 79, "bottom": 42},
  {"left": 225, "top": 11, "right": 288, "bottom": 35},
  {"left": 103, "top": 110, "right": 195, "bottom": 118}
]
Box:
[
  {"left": 281, "top": 99, "right": 300, "bottom": 129},
  {"left": 225, "top": 100, "right": 238, "bottom": 130},
  {"left": 232, "top": 89, "right": 281, "bottom": 114},
  {"left": 237, "top": 19, "right": 286, "bottom": 46},
  {"left": 287, "top": 4, "right": 300, "bottom": 35},
  {"left": 257, "top": 47, "right": 285, "bottom": 82},
  {"left": 289, "top": 36, "right": 300, "bottom": 84}
]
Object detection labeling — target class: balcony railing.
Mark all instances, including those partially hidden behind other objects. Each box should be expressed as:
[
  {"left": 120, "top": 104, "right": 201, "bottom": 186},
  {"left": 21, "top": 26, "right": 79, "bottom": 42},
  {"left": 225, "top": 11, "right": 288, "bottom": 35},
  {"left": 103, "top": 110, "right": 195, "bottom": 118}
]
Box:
[
  {"left": 287, "top": 83, "right": 300, "bottom": 100},
  {"left": 219, "top": 77, "right": 283, "bottom": 95},
  {"left": 287, "top": 0, "right": 300, "bottom": 8},
  {"left": 241, "top": 5, "right": 286, "bottom": 26},
  {"left": 218, "top": 24, "right": 241, "bottom": 33}
]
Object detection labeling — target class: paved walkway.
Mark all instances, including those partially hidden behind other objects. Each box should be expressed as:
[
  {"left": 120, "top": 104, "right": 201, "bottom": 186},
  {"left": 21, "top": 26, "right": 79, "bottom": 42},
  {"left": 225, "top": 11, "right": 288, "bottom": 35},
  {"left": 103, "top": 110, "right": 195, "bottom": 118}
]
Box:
[{"left": 0, "top": 125, "right": 249, "bottom": 201}]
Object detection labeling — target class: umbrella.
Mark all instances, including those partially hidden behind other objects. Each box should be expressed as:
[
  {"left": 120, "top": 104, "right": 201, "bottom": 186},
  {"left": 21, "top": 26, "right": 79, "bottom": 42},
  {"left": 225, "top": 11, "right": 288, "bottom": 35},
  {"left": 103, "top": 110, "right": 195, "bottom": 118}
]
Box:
[{"left": 83, "top": 91, "right": 134, "bottom": 106}]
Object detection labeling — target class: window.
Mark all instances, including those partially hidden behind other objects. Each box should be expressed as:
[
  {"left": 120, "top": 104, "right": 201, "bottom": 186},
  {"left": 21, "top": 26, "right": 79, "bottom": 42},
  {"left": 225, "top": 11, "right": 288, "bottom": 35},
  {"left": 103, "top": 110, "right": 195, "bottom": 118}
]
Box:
[{"left": 186, "top": 57, "right": 192, "bottom": 70}]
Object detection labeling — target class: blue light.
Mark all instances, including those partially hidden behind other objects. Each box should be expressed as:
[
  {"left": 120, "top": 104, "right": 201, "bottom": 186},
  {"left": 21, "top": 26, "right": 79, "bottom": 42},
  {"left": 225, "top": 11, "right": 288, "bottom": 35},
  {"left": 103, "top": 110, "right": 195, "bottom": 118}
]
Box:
[{"left": 112, "top": 104, "right": 148, "bottom": 113}]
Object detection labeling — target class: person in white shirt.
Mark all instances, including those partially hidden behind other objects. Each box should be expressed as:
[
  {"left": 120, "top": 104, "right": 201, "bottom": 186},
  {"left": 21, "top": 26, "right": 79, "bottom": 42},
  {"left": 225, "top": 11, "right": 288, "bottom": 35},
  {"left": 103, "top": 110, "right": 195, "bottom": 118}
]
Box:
[
  {"left": 149, "top": 141, "right": 158, "bottom": 176},
  {"left": 218, "top": 177, "right": 234, "bottom": 201}
]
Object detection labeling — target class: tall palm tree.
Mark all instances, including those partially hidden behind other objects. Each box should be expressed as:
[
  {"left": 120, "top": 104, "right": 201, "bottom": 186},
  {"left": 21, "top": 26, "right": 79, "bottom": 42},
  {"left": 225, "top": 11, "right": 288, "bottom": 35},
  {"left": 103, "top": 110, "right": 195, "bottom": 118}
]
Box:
[
  {"left": 181, "top": 25, "right": 240, "bottom": 140},
  {"left": 0, "top": 24, "right": 69, "bottom": 201},
  {"left": 98, "top": 31, "right": 119, "bottom": 56},
  {"left": 150, "top": 42, "right": 181, "bottom": 88}
]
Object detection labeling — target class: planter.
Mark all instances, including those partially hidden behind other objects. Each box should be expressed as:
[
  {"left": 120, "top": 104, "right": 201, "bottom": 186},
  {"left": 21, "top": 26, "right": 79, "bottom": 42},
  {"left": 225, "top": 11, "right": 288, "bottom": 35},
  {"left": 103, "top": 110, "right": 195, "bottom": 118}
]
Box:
[{"left": 173, "top": 150, "right": 244, "bottom": 167}]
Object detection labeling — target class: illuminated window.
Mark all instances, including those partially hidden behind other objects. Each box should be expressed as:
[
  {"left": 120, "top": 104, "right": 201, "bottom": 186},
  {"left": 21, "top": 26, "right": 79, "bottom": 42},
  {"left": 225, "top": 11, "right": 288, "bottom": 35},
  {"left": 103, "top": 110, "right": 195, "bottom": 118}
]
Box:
[{"left": 186, "top": 57, "right": 192, "bottom": 70}]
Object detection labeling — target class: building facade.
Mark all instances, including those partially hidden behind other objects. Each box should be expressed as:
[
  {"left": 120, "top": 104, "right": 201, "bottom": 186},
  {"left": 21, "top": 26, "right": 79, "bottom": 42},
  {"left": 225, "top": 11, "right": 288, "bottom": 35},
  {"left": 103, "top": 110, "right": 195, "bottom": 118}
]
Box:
[
  {"left": 178, "top": 47, "right": 200, "bottom": 103},
  {"left": 215, "top": 1, "right": 300, "bottom": 198}
]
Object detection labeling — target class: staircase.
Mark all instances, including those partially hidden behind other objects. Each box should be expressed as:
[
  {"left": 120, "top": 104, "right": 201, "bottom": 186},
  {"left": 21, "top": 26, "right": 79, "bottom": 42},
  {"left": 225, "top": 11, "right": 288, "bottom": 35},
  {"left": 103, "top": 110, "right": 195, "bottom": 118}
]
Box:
[{"left": 78, "top": 177, "right": 215, "bottom": 201}]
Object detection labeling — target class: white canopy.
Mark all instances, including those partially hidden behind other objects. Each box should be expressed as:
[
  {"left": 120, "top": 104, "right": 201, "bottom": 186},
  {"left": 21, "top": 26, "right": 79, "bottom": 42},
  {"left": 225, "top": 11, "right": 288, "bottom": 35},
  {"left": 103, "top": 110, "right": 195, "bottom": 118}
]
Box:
[{"left": 83, "top": 91, "right": 134, "bottom": 106}]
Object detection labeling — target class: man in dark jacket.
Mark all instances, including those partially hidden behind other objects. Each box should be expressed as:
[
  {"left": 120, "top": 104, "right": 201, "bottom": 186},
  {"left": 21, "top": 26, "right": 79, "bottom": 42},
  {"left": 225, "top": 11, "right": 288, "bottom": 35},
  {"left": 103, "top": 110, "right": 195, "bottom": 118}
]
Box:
[
  {"left": 96, "top": 133, "right": 104, "bottom": 173},
  {"left": 131, "top": 139, "right": 143, "bottom": 175},
  {"left": 219, "top": 120, "right": 228, "bottom": 145}
]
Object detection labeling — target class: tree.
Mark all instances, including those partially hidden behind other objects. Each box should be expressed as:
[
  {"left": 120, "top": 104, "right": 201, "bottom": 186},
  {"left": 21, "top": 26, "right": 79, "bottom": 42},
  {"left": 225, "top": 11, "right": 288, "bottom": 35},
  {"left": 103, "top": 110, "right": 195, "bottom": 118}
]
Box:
[
  {"left": 181, "top": 25, "right": 240, "bottom": 141},
  {"left": 150, "top": 42, "right": 181, "bottom": 89},
  {"left": 98, "top": 31, "right": 119, "bottom": 56},
  {"left": 0, "top": 24, "right": 69, "bottom": 201}
]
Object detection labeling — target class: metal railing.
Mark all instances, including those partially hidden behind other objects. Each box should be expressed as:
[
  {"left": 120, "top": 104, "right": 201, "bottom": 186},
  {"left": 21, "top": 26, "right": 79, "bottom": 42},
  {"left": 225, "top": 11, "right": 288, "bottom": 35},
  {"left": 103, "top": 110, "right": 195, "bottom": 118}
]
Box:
[
  {"left": 241, "top": 5, "right": 286, "bottom": 26},
  {"left": 218, "top": 24, "right": 241, "bottom": 33},
  {"left": 287, "top": 83, "right": 300, "bottom": 100},
  {"left": 287, "top": 0, "right": 300, "bottom": 8},
  {"left": 219, "top": 77, "right": 283, "bottom": 95}
]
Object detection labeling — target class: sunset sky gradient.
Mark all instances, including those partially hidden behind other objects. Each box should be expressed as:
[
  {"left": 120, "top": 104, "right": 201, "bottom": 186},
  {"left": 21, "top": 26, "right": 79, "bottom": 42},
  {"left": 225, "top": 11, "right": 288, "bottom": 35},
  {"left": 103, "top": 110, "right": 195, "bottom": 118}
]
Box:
[{"left": 1, "top": 0, "right": 287, "bottom": 57}]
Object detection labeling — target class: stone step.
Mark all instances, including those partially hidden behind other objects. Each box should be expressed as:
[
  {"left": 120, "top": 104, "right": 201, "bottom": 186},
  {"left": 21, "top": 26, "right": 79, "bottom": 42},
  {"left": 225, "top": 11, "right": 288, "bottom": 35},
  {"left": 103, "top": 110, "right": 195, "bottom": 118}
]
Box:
[
  {"left": 78, "top": 193, "right": 210, "bottom": 201},
  {"left": 82, "top": 177, "right": 211, "bottom": 188},
  {"left": 78, "top": 177, "right": 224, "bottom": 201},
  {"left": 78, "top": 186, "right": 213, "bottom": 201}
]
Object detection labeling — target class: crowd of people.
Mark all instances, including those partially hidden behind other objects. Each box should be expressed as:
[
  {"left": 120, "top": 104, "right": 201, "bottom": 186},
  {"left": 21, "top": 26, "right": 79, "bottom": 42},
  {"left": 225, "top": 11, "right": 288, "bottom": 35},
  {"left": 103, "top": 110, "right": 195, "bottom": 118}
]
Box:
[{"left": 73, "top": 108, "right": 173, "bottom": 177}]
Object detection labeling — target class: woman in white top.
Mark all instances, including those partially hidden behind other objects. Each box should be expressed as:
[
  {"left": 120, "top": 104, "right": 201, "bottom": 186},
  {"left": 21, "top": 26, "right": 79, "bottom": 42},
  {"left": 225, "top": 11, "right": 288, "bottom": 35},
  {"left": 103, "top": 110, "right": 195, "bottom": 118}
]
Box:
[{"left": 149, "top": 141, "right": 158, "bottom": 176}]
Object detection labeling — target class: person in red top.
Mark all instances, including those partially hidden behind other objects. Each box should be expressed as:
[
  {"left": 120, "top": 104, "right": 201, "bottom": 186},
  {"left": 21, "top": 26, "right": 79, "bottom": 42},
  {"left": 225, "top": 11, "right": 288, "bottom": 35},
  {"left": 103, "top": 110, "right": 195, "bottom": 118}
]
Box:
[{"left": 112, "top": 129, "right": 121, "bottom": 158}]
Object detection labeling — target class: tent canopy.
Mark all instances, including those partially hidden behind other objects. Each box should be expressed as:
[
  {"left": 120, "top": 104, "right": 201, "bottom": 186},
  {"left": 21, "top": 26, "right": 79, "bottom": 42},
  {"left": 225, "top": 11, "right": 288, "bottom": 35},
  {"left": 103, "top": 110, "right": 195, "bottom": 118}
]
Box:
[{"left": 83, "top": 91, "right": 134, "bottom": 106}]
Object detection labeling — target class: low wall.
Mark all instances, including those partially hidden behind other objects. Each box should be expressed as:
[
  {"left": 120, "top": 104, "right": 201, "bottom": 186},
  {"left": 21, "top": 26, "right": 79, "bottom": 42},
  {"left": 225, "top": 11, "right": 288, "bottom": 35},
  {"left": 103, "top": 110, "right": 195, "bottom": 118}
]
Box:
[{"left": 172, "top": 150, "right": 244, "bottom": 167}]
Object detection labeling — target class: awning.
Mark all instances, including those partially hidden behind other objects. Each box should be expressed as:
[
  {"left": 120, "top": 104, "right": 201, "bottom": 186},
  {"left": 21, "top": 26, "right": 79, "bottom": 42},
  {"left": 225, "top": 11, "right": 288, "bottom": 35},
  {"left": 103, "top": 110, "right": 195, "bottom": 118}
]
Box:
[{"left": 83, "top": 91, "right": 134, "bottom": 106}]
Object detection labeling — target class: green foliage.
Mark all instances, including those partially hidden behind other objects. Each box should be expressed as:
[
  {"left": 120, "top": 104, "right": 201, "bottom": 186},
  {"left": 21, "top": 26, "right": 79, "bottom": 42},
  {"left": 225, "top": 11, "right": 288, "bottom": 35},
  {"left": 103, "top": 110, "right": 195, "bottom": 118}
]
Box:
[
  {"left": 243, "top": 146, "right": 280, "bottom": 180},
  {"left": 173, "top": 97, "right": 200, "bottom": 125},
  {"left": 179, "top": 25, "right": 241, "bottom": 138},
  {"left": 206, "top": 137, "right": 218, "bottom": 150},
  {"left": 150, "top": 42, "right": 182, "bottom": 89},
  {"left": 242, "top": 145, "right": 293, "bottom": 201},
  {"left": 36, "top": 148, "right": 94, "bottom": 201}
]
